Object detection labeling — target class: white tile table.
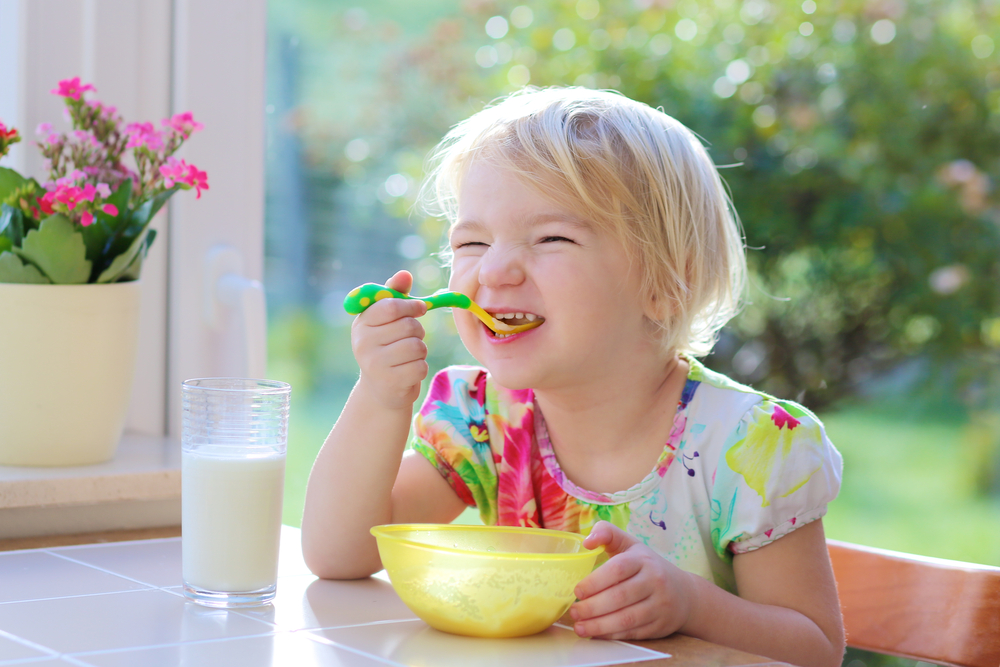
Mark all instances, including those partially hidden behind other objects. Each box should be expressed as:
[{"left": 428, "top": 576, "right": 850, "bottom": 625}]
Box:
[{"left": 0, "top": 526, "right": 690, "bottom": 667}]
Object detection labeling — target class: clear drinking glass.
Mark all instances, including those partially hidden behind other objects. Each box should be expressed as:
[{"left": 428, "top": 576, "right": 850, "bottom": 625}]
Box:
[{"left": 181, "top": 378, "right": 290, "bottom": 607}]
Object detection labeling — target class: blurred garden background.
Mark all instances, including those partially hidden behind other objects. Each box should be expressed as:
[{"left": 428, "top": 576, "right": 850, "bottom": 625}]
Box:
[{"left": 264, "top": 0, "right": 1000, "bottom": 629}]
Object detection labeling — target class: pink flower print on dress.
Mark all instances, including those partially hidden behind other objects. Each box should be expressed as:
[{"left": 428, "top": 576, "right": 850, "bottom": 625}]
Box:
[
  {"left": 771, "top": 404, "right": 801, "bottom": 430},
  {"left": 496, "top": 410, "right": 540, "bottom": 528},
  {"left": 725, "top": 402, "right": 825, "bottom": 507},
  {"left": 51, "top": 77, "right": 96, "bottom": 100}
]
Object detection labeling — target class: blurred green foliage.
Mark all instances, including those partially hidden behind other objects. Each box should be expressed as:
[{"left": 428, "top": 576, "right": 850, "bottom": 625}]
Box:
[{"left": 271, "top": 0, "right": 1000, "bottom": 415}]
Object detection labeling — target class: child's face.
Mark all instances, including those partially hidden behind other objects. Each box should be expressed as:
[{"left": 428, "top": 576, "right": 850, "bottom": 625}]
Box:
[{"left": 449, "top": 159, "right": 659, "bottom": 391}]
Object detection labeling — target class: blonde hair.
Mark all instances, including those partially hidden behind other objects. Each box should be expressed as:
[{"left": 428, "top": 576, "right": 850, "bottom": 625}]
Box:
[{"left": 420, "top": 86, "right": 747, "bottom": 357}]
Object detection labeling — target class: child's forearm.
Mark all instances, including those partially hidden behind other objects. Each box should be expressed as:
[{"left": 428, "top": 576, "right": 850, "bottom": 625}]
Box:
[
  {"left": 680, "top": 573, "right": 843, "bottom": 667},
  {"left": 301, "top": 378, "right": 413, "bottom": 579}
]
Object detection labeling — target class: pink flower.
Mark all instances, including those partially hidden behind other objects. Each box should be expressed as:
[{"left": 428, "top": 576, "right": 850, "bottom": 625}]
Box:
[
  {"left": 39, "top": 193, "right": 55, "bottom": 215},
  {"left": 187, "top": 165, "right": 209, "bottom": 198},
  {"left": 96, "top": 183, "right": 111, "bottom": 198},
  {"left": 125, "top": 122, "right": 163, "bottom": 151},
  {"left": 54, "top": 186, "right": 83, "bottom": 208},
  {"left": 159, "top": 157, "right": 210, "bottom": 198},
  {"left": 162, "top": 112, "right": 204, "bottom": 138},
  {"left": 51, "top": 77, "right": 96, "bottom": 100},
  {"left": 73, "top": 130, "right": 101, "bottom": 147},
  {"left": 80, "top": 211, "right": 94, "bottom": 226},
  {"left": 79, "top": 183, "right": 99, "bottom": 203},
  {"left": 0, "top": 122, "right": 17, "bottom": 140},
  {"left": 35, "top": 122, "right": 53, "bottom": 136},
  {"left": 102, "top": 204, "right": 118, "bottom": 216}
]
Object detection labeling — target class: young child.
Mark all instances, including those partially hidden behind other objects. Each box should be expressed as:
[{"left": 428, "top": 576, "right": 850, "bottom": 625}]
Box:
[{"left": 302, "top": 87, "right": 845, "bottom": 667}]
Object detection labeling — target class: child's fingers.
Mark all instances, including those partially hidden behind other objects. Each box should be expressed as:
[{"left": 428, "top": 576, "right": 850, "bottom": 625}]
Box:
[
  {"left": 358, "top": 297, "right": 427, "bottom": 327},
  {"left": 583, "top": 521, "right": 639, "bottom": 557},
  {"left": 574, "top": 552, "right": 642, "bottom": 600},
  {"left": 571, "top": 568, "right": 650, "bottom": 621},
  {"left": 352, "top": 318, "right": 425, "bottom": 363},
  {"left": 384, "top": 270, "right": 413, "bottom": 295},
  {"left": 380, "top": 337, "right": 429, "bottom": 368},
  {"left": 574, "top": 612, "right": 662, "bottom": 641}
]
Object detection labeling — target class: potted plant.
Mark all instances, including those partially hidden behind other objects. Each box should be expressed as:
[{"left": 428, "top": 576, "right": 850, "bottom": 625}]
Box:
[{"left": 0, "top": 78, "right": 208, "bottom": 466}]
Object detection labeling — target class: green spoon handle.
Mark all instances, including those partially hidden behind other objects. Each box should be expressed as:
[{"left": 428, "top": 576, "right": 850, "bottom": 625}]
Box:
[{"left": 343, "top": 283, "right": 471, "bottom": 315}]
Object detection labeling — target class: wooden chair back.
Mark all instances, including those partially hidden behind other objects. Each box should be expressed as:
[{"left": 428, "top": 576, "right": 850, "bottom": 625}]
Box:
[{"left": 828, "top": 539, "right": 1000, "bottom": 667}]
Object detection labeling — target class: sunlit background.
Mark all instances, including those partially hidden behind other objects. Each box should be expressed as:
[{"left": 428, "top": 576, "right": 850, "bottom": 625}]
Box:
[{"left": 263, "top": 1, "right": 999, "bottom": 659}]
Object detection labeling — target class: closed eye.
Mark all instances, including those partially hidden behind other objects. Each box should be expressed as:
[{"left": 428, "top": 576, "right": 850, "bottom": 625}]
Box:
[
  {"left": 454, "top": 241, "right": 489, "bottom": 249},
  {"left": 540, "top": 236, "right": 575, "bottom": 244}
]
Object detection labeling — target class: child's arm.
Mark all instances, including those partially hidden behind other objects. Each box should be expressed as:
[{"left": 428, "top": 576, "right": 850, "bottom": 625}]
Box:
[
  {"left": 571, "top": 519, "right": 844, "bottom": 667},
  {"left": 301, "top": 271, "right": 466, "bottom": 579}
]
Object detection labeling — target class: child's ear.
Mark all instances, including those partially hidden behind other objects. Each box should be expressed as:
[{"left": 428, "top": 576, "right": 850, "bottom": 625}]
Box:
[{"left": 644, "top": 290, "right": 671, "bottom": 322}]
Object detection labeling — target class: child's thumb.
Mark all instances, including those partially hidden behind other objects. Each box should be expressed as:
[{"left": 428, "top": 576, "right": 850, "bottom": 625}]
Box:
[
  {"left": 583, "top": 521, "right": 639, "bottom": 557},
  {"left": 385, "top": 270, "right": 413, "bottom": 296}
]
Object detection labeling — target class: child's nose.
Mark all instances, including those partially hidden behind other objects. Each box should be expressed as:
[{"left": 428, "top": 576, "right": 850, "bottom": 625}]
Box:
[{"left": 478, "top": 245, "right": 525, "bottom": 288}]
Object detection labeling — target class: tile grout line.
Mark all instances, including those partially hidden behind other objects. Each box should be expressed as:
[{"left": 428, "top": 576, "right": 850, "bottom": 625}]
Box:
[
  {"left": 296, "top": 630, "right": 408, "bottom": 667},
  {"left": 0, "top": 587, "right": 153, "bottom": 607},
  {"left": 62, "top": 630, "right": 284, "bottom": 660},
  {"left": 44, "top": 551, "right": 164, "bottom": 590},
  {"left": 0, "top": 627, "right": 60, "bottom": 660}
]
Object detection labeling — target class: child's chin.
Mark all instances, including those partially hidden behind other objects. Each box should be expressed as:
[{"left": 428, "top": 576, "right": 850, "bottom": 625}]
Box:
[{"left": 484, "top": 366, "right": 535, "bottom": 391}]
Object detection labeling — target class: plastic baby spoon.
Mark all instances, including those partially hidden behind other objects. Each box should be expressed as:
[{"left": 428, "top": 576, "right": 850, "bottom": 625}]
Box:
[{"left": 343, "top": 283, "right": 543, "bottom": 335}]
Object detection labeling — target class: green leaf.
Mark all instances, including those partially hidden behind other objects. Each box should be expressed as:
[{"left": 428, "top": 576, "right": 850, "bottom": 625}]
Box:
[
  {"left": 0, "top": 251, "right": 51, "bottom": 284},
  {"left": 17, "top": 214, "right": 92, "bottom": 284},
  {"left": 81, "top": 179, "right": 132, "bottom": 277},
  {"left": 97, "top": 227, "right": 149, "bottom": 283},
  {"left": 117, "top": 228, "right": 157, "bottom": 282},
  {"left": 0, "top": 237, "right": 10, "bottom": 254},
  {"left": 99, "top": 183, "right": 172, "bottom": 272},
  {"left": 0, "top": 203, "right": 25, "bottom": 246},
  {"left": 132, "top": 186, "right": 178, "bottom": 227},
  {"left": 0, "top": 167, "right": 26, "bottom": 203}
]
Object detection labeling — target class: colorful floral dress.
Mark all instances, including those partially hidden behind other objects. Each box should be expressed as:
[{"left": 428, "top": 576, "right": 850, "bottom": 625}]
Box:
[{"left": 410, "top": 357, "right": 842, "bottom": 592}]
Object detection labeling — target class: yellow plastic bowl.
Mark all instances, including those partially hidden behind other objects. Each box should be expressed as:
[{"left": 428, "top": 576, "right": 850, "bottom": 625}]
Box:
[{"left": 371, "top": 524, "right": 603, "bottom": 638}]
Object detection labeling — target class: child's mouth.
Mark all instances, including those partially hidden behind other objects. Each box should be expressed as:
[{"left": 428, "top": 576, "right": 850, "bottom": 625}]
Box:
[{"left": 486, "top": 311, "right": 543, "bottom": 338}]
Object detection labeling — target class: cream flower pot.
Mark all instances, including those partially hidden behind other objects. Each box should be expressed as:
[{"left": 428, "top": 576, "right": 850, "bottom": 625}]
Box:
[{"left": 0, "top": 281, "right": 141, "bottom": 466}]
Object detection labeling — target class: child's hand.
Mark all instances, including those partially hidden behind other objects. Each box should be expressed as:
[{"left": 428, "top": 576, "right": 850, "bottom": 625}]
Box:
[
  {"left": 570, "top": 521, "right": 696, "bottom": 641},
  {"left": 352, "top": 270, "right": 429, "bottom": 410}
]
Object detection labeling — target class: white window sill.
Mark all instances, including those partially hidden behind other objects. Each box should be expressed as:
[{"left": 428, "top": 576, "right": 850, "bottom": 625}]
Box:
[{"left": 0, "top": 434, "right": 180, "bottom": 540}]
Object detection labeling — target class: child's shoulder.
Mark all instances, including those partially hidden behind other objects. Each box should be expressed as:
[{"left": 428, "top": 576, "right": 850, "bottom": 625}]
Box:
[{"left": 685, "top": 355, "right": 824, "bottom": 427}]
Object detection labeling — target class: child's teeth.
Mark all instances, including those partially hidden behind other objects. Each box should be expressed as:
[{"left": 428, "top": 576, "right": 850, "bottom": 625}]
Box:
[
  {"left": 526, "top": 314, "right": 536, "bottom": 321},
  {"left": 515, "top": 312, "right": 523, "bottom": 318}
]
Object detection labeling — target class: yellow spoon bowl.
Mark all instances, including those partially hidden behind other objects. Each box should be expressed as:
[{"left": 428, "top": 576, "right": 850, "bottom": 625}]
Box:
[{"left": 371, "top": 524, "right": 603, "bottom": 638}]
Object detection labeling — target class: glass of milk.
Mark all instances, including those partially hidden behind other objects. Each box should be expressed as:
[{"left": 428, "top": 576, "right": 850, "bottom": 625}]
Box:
[{"left": 181, "top": 378, "right": 290, "bottom": 608}]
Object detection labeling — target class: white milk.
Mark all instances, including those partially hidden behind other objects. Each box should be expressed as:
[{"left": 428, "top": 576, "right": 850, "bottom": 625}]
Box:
[{"left": 182, "top": 447, "right": 286, "bottom": 592}]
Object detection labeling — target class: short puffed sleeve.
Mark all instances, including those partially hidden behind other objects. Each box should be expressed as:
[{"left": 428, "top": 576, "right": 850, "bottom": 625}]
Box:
[
  {"left": 409, "top": 366, "right": 499, "bottom": 519},
  {"left": 709, "top": 398, "right": 842, "bottom": 559}
]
